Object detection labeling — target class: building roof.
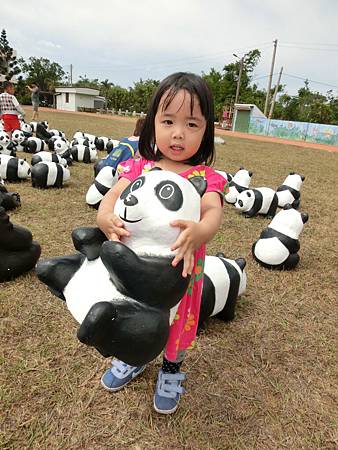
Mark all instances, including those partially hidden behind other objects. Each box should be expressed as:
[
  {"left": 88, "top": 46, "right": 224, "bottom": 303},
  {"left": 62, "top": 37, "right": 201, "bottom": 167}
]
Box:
[
  {"left": 234, "top": 103, "right": 266, "bottom": 118},
  {"left": 55, "top": 87, "right": 100, "bottom": 96}
]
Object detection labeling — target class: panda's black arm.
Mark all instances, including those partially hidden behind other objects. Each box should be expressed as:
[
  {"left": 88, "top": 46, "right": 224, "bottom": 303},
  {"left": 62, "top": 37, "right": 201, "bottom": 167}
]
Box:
[
  {"left": 261, "top": 228, "right": 300, "bottom": 253},
  {"left": 100, "top": 241, "right": 190, "bottom": 309},
  {"left": 71, "top": 227, "right": 107, "bottom": 261}
]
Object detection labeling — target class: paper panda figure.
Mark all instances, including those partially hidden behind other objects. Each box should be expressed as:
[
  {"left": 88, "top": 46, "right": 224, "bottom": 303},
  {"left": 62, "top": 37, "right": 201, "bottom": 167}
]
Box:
[
  {"left": 37, "top": 170, "right": 207, "bottom": 365},
  {"left": 0, "top": 155, "right": 31, "bottom": 181},
  {"left": 58, "top": 148, "right": 73, "bottom": 166},
  {"left": 49, "top": 129, "right": 65, "bottom": 138},
  {"left": 86, "top": 166, "right": 119, "bottom": 209},
  {"left": 95, "top": 136, "right": 112, "bottom": 151},
  {"left": 24, "top": 137, "right": 48, "bottom": 154},
  {"left": 0, "top": 207, "right": 41, "bottom": 282},
  {"left": 71, "top": 137, "right": 90, "bottom": 147},
  {"left": 31, "top": 161, "right": 70, "bottom": 188},
  {"left": 53, "top": 138, "right": 69, "bottom": 155},
  {"left": 0, "top": 178, "right": 21, "bottom": 211},
  {"left": 36, "top": 122, "right": 53, "bottom": 142},
  {"left": 70, "top": 144, "right": 97, "bottom": 163},
  {"left": 20, "top": 122, "right": 33, "bottom": 138},
  {"left": 225, "top": 168, "right": 253, "bottom": 204},
  {"left": 31, "top": 151, "right": 68, "bottom": 167},
  {"left": 11, "top": 129, "right": 27, "bottom": 152},
  {"left": 30, "top": 120, "right": 48, "bottom": 134},
  {"left": 0, "top": 131, "right": 16, "bottom": 156},
  {"left": 106, "top": 139, "right": 120, "bottom": 154},
  {"left": 235, "top": 187, "right": 278, "bottom": 218},
  {"left": 252, "top": 204, "right": 309, "bottom": 270},
  {"left": 276, "top": 172, "right": 305, "bottom": 209},
  {"left": 73, "top": 131, "right": 85, "bottom": 140},
  {"left": 198, "top": 253, "right": 247, "bottom": 331}
]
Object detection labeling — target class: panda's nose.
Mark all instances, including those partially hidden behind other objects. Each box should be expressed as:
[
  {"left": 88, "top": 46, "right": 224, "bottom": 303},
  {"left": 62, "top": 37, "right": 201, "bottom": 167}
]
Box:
[{"left": 124, "top": 193, "right": 138, "bottom": 206}]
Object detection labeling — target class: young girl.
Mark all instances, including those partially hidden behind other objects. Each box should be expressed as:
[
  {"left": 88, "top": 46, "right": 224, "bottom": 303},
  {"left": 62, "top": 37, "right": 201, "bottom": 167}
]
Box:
[{"left": 97, "top": 72, "right": 226, "bottom": 414}]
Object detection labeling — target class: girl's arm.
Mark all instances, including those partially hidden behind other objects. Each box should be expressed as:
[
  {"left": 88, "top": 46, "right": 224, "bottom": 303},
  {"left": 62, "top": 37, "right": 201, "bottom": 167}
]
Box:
[
  {"left": 170, "top": 191, "right": 223, "bottom": 277},
  {"left": 96, "top": 177, "right": 131, "bottom": 240}
]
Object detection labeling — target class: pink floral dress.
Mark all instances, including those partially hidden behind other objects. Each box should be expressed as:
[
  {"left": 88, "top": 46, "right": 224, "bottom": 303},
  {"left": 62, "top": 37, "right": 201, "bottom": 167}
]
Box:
[{"left": 117, "top": 158, "right": 226, "bottom": 361}]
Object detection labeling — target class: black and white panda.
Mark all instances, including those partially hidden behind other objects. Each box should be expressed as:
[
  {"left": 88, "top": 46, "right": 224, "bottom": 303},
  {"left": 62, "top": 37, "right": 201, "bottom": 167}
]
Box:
[
  {"left": 106, "top": 139, "right": 120, "bottom": 154},
  {"left": 24, "top": 137, "right": 48, "bottom": 154},
  {"left": 53, "top": 138, "right": 70, "bottom": 155},
  {"left": 0, "top": 177, "right": 21, "bottom": 210},
  {"left": 36, "top": 122, "right": 53, "bottom": 142},
  {"left": 252, "top": 204, "right": 309, "bottom": 270},
  {"left": 37, "top": 170, "right": 207, "bottom": 365},
  {"left": 0, "top": 206, "right": 41, "bottom": 282},
  {"left": 31, "top": 161, "right": 70, "bottom": 188},
  {"left": 31, "top": 151, "right": 68, "bottom": 167},
  {"left": 70, "top": 144, "right": 97, "bottom": 163},
  {"left": 86, "top": 166, "right": 118, "bottom": 209},
  {"left": 30, "top": 120, "right": 48, "bottom": 134},
  {"left": 0, "top": 131, "right": 16, "bottom": 156},
  {"left": 49, "top": 129, "right": 65, "bottom": 138},
  {"left": 224, "top": 168, "right": 253, "bottom": 204},
  {"left": 95, "top": 136, "right": 112, "bottom": 151},
  {"left": 20, "top": 122, "right": 33, "bottom": 138},
  {"left": 0, "top": 155, "right": 31, "bottom": 181},
  {"left": 198, "top": 254, "right": 247, "bottom": 331},
  {"left": 11, "top": 129, "right": 27, "bottom": 152},
  {"left": 235, "top": 187, "right": 278, "bottom": 218},
  {"left": 70, "top": 137, "right": 90, "bottom": 147},
  {"left": 276, "top": 172, "right": 305, "bottom": 209},
  {"left": 73, "top": 131, "right": 85, "bottom": 140}
]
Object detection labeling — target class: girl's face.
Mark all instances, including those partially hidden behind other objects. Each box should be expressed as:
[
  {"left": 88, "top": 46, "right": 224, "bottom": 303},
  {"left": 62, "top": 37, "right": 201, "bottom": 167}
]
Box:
[{"left": 154, "top": 89, "right": 206, "bottom": 162}]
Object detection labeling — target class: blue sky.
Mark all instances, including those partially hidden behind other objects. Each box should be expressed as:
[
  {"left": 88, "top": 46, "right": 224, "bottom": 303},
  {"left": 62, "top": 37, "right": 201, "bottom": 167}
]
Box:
[{"left": 3, "top": 0, "right": 338, "bottom": 96}]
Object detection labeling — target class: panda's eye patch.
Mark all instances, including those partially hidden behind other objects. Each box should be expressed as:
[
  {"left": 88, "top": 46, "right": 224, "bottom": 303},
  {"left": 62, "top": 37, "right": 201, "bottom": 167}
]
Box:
[
  {"left": 155, "top": 180, "right": 183, "bottom": 211},
  {"left": 120, "top": 176, "right": 145, "bottom": 200},
  {"left": 246, "top": 192, "right": 251, "bottom": 197}
]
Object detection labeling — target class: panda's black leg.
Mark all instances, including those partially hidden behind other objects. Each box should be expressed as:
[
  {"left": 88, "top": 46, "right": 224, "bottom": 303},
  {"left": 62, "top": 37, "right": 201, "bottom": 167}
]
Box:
[
  {"left": 266, "top": 194, "right": 278, "bottom": 218},
  {"left": 71, "top": 227, "right": 107, "bottom": 261},
  {"left": 293, "top": 199, "right": 300, "bottom": 209},
  {"left": 282, "top": 253, "right": 300, "bottom": 270}
]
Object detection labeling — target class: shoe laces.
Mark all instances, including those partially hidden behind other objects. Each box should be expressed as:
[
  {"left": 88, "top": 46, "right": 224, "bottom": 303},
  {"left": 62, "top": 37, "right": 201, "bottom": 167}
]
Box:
[
  {"left": 110, "top": 359, "right": 136, "bottom": 378},
  {"left": 157, "top": 370, "right": 186, "bottom": 398}
]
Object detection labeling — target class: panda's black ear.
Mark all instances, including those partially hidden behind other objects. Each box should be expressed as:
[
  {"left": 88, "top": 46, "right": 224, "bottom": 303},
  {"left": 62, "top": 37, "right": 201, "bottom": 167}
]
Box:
[
  {"left": 301, "top": 175, "right": 305, "bottom": 181},
  {"left": 239, "top": 166, "right": 244, "bottom": 170},
  {"left": 188, "top": 176, "right": 207, "bottom": 197},
  {"left": 248, "top": 171, "right": 253, "bottom": 177},
  {"left": 283, "top": 203, "right": 293, "bottom": 210},
  {"left": 150, "top": 167, "right": 162, "bottom": 171},
  {"left": 301, "top": 212, "right": 309, "bottom": 224},
  {"left": 289, "top": 171, "right": 295, "bottom": 175}
]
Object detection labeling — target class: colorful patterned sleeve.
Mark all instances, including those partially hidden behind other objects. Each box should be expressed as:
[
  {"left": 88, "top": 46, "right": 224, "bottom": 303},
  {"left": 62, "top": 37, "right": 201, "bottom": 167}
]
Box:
[
  {"left": 204, "top": 166, "right": 228, "bottom": 203},
  {"left": 117, "top": 158, "right": 142, "bottom": 182}
]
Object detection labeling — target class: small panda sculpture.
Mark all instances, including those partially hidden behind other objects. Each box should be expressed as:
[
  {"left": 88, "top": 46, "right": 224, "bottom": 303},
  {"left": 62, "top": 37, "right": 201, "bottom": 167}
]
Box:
[
  {"left": 0, "top": 131, "right": 16, "bottom": 156},
  {"left": 70, "top": 144, "right": 97, "bottom": 163},
  {"left": 198, "top": 253, "right": 247, "bottom": 331},
  {"left": 73, "top": 131, "right": 85, "bottom": 140},
  {"left": 49, "top": 129, "right": 65, "bottom": 138},
  {"left": 95, "top": 136, "right": 112, "bottom": 151},
  {"left": 225, "top": 167, "right": 253, "bottom": 204},
  {"left": 31, "top": 151, "right": 68, "bottom": 167},
  {"left": 106, "top": 139, "right": 119, "bottom": 154},
  {"left": 252, "top": 204, "right": 309, "bottom": 270},
  {"left": 86, "top": 166, "right": 118, "bottom": 209},
  {"left": 37, "top": 170, "right": 206, "bottom": 365},
  {"left": 0, "top": 155, "right": 31, "bottom": 182},
  {"left": 0, "top": 178, "right": 21, "bottom": 211},
  {"left": 20, "top": 122, "right": 33, "bottom": 138},
  {"left": 235, "top": 187, "right": 278, "bottom": 218},
  {"left": 36, "top": 122, "right": 53, "bottom": 142},
  {"left": 276, "top": 172, "right": 305, "bottom": 209},
  {"left": 53, "top": 138, "right": 70, "bottom": 155},
  {"left": 11, "top": 129, "right": 27, "bottom": 152},
  {"left": 24, "top": 137, "right": 48, "bottom": 154},
  {"left": 31, "top": 161, "right": 70, "bottom": 189},
  {"left": 0, "top": 207, "right": 41, "bottom": 282},
  {"left": 71, "top": 137, "right": 90, "bottom": 147}
]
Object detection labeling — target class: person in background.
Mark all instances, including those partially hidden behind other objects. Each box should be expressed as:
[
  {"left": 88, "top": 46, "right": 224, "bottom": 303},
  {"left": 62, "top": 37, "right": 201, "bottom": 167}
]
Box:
[
  {"left": 26, "top": 82, "right": 40, "bottom": 121},
  {"left": 0, "top": 81, "right": 25, "bottom": 139}
]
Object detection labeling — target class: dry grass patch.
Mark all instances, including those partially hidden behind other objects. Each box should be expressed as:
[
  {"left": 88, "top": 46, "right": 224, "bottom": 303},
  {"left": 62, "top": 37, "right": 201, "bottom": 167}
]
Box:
[{"left": 1, "top": 110, "right": 337, "bottom": 450}]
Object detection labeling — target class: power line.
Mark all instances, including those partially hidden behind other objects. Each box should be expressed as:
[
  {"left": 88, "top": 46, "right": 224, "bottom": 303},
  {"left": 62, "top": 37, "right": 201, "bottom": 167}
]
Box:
[{"left": 283, "top": 73, "right": 338, "bottom": 89}]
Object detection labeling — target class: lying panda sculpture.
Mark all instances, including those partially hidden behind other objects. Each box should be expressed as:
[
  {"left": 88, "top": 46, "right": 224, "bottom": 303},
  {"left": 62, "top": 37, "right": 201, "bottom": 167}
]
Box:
[
  {"left": 224, "top": 168, "right": 253, "bottom": 204},
  {"left": 31, "top": 151, "right": 68, "bottom": 168},
  {"left": 31, "top": 161, "right": 70, "bottom": 188},
  {"left": 252, "top": 204, "right": 309, "bottom": 270},
  {"left": 276, "top": 172, "right": 305, "bottom": 209},
  {"left": 0, "top": 207, "right": 41, "bottom": 282},
  {"left": 235, "top": 187, "right": 278, "bottom": 218},
  {"left": 37, "top": 170, "right": 239, "bottom": 366},
  {"left": 85, "top": 166, "right": 118, "bottom": 209},
  {"left": 0, "top": 178, "right": 21, "bottom": 211},
  {"left": 0, "top": 155, "right": 31, "bottom": 182},
  {"left": 70, "top": 144, "right": 97, "bottom": 163},
  {"left": 24, "top": 137, "right": 48, "bottom": 154}
]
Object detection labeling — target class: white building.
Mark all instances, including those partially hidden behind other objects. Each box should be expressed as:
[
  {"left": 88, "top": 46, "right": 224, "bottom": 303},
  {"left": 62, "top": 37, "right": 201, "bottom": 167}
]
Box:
[{"left": 55, "top": 87, "right": 102, "bottom": 112}]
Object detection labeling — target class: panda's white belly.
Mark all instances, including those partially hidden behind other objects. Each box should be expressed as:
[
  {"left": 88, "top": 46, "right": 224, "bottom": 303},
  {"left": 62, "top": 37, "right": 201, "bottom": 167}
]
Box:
[
  {"left": 277, "top": 190, "right": 294, "bottom": 207},
  {"left": 254, "top": 237, "right": 289, "bottom": 265},
  {"left": 65, "top": 258, "right": 125, "bottom": 323}
]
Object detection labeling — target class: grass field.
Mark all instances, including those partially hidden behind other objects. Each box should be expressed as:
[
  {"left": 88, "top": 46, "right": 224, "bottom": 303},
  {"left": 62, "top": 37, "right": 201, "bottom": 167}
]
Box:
[{"left": 1, "top": 109, "right": 337, "bottom": 450}]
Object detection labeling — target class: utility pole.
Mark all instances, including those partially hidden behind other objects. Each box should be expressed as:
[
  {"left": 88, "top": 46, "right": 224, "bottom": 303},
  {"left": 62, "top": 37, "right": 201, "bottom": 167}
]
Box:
[
  {"left": 233, "top": 54, "right": 244, "bottom": 105},
  {"left": 70, "top": 64, "right": 73, "bottom": 86},
  {"left": 268, "top": 66, "right": 283, "bottom": 119},
  {"left": 264, "top": 39, "right": 278, "bottom": 116}
]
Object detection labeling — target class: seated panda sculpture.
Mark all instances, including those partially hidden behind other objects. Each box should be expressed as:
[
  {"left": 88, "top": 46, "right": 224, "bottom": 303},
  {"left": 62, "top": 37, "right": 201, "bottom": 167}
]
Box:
[
  {"left": 0, "top": 155, "right": 31, "bottom": 182},
  {"left": 0, "top": 178, "right": 21, "bottom": 211},
  {"left": 31, "top": 161, "right": 70, "bottom": 189},
  {"left": 224, "top": 167, "right": 253, "bottom": 204},
  {"left": 252, "top": 204, "right": 309, "bottom": 270},
  {"left": 0, "top": 207, "right": 41, "bottom": 282},
  {"left": 37, "top": 170, "right": 238, "bottom": 366},
  {"left": 276, "top": 172, "right": 305, "bottom": 209}
]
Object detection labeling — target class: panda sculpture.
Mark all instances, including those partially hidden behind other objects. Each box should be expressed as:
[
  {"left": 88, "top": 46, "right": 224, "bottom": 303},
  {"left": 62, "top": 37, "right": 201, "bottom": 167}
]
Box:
[
  {"left": 95, "top": 136, "right": 112, "bottom": 151},
  {"left": 25, "top": 137, "right": 48, "bottom": 154},
  {"left": 20, "top": 122, "right": 33, "bottom": 138},
  {"left": 49, "top": 129, "right": 65, "bottom": 138},
  {"left": 11, "top": 129, "right": 27, "bottom": 152},
  {"left": 31, "top": 151, "right": 68, "bottom": 167},
  {"left": 198, "top": 253, "right": 247, "bottom": 331},
  {"left": 0, "top": 155, "right": 31, "bottom": 182},
  {"left": 276, "top": 172, "right": 305, "bottom": 209},
  {"left": 0, "top": 207, "right": 41, "bottom": 282},
  {"left": 86, "top": 166, "right": 118, "bottom": 209},
  {"left": 31, "top": 161, "right": 70, "bottom": 189},
  {"left": 70, "top": 144, "right": 97, "bottom": 163},
  {"left": 235, "top": 187, "right": 278, "bottom": 218},
  {"left": 73, "top": 131, "right": 85, "bottom": 140},
  {"left": 224, "top": 168, "right": 253, "bottom": 204},
  {"left": 70, "top": 137, "right": 90, "bottom": 147},
  {"left": 0, "top": 131, "right": 16, "bottom": 156},
  {"left": 36, "top": 122, "right": 53, "bottom": 142},
  {"left": 252, "top": 204, "right": 309, "bottom": 270},
  {"left": 0, "top": 178, "right": 21, "bottom": 211},
  {"left": 53, "top": 138, "right": 70, "bottom": 155},
  {"left": 106, "top": 139, "right": 120, "bottom": 154}
]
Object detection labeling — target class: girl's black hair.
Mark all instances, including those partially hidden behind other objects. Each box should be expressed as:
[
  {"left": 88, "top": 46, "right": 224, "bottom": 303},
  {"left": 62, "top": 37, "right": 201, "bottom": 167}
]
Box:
[{"left": 138, "top": 72, "right": 215, "bottom": 166}]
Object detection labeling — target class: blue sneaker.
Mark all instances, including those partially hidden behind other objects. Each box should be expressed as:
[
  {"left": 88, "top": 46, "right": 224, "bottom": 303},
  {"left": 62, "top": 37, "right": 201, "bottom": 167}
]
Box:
[
  {"left": 153, "top": 369, "right": 186, "bottom": 414},
  {"left": 101, "top": 359, "right": 146, "bottom": 392}
]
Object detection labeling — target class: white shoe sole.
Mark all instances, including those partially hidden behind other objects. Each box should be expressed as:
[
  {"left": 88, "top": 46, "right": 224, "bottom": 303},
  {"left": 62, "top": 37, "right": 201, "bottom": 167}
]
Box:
[{"left": 153, "top": 398, "right": 179, "bottom": 414}]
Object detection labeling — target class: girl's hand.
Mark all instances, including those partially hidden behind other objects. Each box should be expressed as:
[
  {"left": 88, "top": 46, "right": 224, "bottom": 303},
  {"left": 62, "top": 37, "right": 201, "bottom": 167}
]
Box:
[
  {"left": 170, "top": 220, "right": 203, "bottom": 278},
  {"left": 97, "top": 212, "right": 130, "bottom": 241}
]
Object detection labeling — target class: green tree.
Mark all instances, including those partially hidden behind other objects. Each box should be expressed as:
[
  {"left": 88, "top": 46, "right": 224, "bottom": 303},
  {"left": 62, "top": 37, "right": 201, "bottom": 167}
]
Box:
[
  {"left": 129, "top": 78, "right": 159, "bottom": 112},
  {"left": 18, "top": 56, "right": 65, "bottom": 91},
  {"left": 0, "top": 29, "right": 21, "bottom": 83}
]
